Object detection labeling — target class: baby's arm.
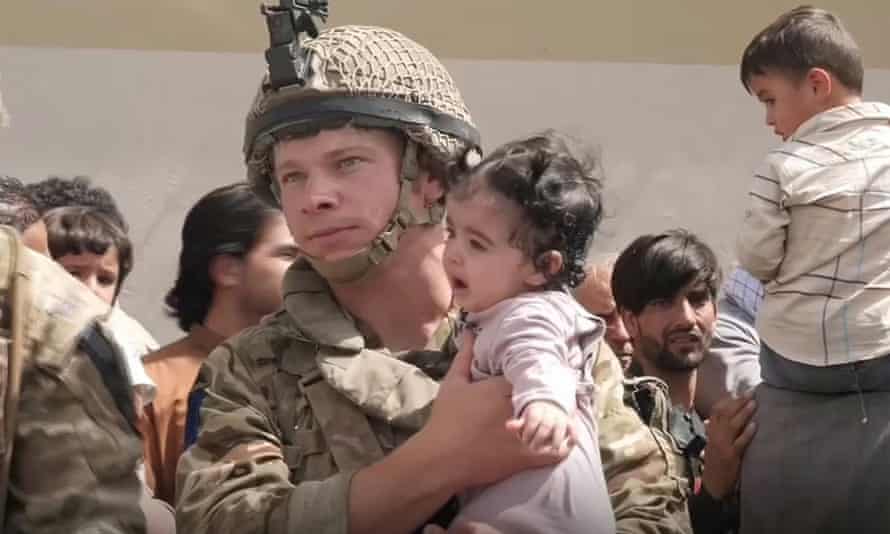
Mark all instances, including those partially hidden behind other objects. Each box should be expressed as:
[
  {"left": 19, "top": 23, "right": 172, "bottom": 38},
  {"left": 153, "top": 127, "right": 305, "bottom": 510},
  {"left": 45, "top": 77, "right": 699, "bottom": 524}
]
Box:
[
  {"left": 736, "top": 157, "right": 789, "bottom": 283},
  {"left": 493, "top": 300, "right": 579, "bottom": 452}
]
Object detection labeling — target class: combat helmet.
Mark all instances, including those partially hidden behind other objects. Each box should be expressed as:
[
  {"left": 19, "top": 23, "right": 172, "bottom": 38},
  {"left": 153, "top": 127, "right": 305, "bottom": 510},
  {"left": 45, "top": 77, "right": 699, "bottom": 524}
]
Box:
[{"left": 245, "top": 1, "right": 482, "bottom": 282}]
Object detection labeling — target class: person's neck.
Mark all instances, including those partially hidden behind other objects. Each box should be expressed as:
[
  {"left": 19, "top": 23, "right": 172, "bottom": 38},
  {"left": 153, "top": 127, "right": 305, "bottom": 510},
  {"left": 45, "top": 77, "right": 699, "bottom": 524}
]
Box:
[
  {"left": 640, "top": 359, "right": 698, "bottom": 411},
  {"left": 203, "top": 295, "right": 260, "bottom": 340},
  {"left": 822, "top": 92, "right": 862, "bottom": 113},
  {"left": 331, "top": 225, "right": 452, "bottom": 352}
]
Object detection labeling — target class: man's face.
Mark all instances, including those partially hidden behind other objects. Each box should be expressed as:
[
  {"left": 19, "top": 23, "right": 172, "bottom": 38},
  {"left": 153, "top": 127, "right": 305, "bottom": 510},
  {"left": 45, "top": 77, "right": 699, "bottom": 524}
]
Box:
[
  {"left": 622, "top": 281, "right": 717, "bottom": 373},
  {"left": 748, "top": 71, "right": 822, "bottom": 141},
  {"left": 236, "top": 213, "right": 299, "bottom": 318},
  {"left": 272, "top": 126, "right": 404, "bottom": 262},
  {"left": 575, "top": 263, "right": 634, "bottom": 370}
]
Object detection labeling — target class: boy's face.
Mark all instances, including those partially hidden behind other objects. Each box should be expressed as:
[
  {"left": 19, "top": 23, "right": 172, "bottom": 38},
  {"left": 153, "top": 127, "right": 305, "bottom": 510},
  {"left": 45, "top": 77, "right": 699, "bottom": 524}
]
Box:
[
  {"left": 748, "top": 71, "right": 823, "bottom": 141},
  {"left": 57, "top": 247, "right": 120, "bottom": 306},
  {"left": 443, "top": 180, "right": 539, "bottom": 314}
]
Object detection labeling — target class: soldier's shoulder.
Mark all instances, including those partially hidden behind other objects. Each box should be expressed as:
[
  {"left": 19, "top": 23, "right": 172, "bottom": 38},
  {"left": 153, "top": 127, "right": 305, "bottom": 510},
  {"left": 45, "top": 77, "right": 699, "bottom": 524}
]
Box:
[{"left": 212, "top": 310, "right": 317, "bottom": 370}]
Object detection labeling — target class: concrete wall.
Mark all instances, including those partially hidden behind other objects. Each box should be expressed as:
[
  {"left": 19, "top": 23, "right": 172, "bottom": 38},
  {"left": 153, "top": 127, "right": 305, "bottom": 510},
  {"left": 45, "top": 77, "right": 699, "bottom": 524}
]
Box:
[{"left": 1, "top": 3, "right": 888, "bottom": 343}]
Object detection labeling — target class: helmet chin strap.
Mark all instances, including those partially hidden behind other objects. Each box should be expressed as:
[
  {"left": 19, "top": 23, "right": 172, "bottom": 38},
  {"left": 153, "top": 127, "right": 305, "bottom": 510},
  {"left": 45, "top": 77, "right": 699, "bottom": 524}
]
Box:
[{"left": 305, "top": 141, "right": 445, "bottom": 283}]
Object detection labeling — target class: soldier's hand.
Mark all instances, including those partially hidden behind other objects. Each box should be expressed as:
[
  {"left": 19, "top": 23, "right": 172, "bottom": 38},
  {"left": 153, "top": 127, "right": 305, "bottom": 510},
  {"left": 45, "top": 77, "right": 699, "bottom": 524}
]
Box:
[
  {"left": 423, "top": 332, "right": 567, "bottom": 489},
  {"left": 509, "top": 400, "right": 574, "bottom": 454},
  {"left": 702, "top": 390, "right": 757, "bottom": 499}
]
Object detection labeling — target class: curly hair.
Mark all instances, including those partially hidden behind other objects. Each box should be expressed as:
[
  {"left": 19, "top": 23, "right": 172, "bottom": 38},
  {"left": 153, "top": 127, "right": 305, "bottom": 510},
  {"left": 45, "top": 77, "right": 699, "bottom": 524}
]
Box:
[
  {"left": 450, "top": 130, "right": 604, "bottom": 288},
  {"left": 0, "top": 175, "right": 41, "bottom": 232},
  {"left": 26, "top": 175, "right": 128, "bottom": 232}
]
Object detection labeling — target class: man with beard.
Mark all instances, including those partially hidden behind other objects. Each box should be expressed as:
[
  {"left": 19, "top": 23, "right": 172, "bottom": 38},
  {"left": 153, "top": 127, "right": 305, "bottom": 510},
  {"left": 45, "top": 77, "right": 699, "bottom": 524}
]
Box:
[
  {"left": 613, "top": 229, "right": 755, "bottom": 533},
  {"left": 574, "top": 253, "right": 635, "bottom": 373}
]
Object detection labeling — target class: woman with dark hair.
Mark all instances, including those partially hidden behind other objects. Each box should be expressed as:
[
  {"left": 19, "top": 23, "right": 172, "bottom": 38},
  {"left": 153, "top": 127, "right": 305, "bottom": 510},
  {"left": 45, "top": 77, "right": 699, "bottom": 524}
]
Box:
[{"left": 140, "top": 182, "right": 298, "bottom": 505}]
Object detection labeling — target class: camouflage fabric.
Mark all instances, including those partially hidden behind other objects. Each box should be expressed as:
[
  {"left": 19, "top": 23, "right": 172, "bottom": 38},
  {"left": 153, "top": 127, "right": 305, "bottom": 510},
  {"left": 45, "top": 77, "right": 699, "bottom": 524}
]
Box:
[
  {"left": 245, "top": 25, "right": 479, "bottom": 205},
  {"left": 624, "top": 376, "right": 703, "bottom": 490},
  {"left": 245, "top": 23, "right": 482, "bottom": 283},
  {"left": 594, "top": 348, "right": 693, "bottom": 534},
  {"left": 178, "top": 259, "right": 692, "bottom": 533},
  {"left": 175, "top": 260, "right": 448, "bottom": 534},
  {"left": 0, "top": 226, "right": 145, "bottom": 533}
]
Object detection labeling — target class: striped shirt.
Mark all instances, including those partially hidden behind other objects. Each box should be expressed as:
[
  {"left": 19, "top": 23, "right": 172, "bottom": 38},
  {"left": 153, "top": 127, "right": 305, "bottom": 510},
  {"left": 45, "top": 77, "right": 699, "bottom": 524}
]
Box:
[{"left": 737, "top": 101, "right": 890, "bottom": 367}]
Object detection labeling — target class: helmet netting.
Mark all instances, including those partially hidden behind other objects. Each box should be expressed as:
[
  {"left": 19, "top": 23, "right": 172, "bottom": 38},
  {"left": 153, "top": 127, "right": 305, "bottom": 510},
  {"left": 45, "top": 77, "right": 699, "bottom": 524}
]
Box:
[{"left": 245, "top": 25, "right": 476, "bottom": 202}]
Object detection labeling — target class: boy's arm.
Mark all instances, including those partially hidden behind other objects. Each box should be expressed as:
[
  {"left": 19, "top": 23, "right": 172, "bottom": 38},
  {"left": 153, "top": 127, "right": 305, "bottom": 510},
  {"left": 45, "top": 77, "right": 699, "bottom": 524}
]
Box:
[{"left": 736, "top": 159, "right": 789, "bottom": 282}]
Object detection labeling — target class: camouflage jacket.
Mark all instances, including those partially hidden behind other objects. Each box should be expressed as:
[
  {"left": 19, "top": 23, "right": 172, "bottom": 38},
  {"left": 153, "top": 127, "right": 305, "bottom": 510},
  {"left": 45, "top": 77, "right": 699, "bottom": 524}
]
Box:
[
  {"left": 624, "top": 375, "right": 737, "bottom": 534},
  {"left": 0, "top": 226, "right": 145, "bottom": 533},
  {"left": 597, "top": 355, "right": 692, "bottom": 534},
  {"left": 176, "top": 261, "right": 691, "bottom": 534}
]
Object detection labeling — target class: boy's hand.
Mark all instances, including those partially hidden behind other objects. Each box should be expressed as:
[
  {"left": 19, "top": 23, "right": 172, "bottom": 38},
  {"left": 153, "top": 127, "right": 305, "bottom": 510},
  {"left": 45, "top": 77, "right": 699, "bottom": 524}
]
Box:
[{"left": 508, "top": 400, "right": 573, "bottom": 454}]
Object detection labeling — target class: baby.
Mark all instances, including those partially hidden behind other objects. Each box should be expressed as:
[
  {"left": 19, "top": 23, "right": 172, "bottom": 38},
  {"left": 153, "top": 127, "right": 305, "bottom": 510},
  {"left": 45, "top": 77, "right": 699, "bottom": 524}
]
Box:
[{"left": 443, "top": 130, "right": 615, "bottom": 533}]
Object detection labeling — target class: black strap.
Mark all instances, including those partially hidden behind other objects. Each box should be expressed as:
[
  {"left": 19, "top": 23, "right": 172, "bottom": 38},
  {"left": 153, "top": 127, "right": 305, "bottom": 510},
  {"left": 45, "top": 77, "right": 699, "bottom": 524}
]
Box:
[
  {"left": 245, "top": 95, "right": 481, "bottom": 153},
  {"left": 78, "top": 325, "right": 137, "bottom": 431}
]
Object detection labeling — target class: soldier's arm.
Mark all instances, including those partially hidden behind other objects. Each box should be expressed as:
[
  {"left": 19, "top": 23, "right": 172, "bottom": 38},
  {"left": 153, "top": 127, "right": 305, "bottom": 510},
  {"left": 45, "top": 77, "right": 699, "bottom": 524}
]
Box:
[
  {"left": 177, "top": 334, "right": 565, "bottom": 534},
  {"left": 594, "top": 346, "right": 693, "bottom": 534},
  {"left": 8, "top": 356, "right": 146, "bottom": 533},
  {"left": 348, "top": 335, "right": 568, "bottom": 534},
  {"left": 176, "top": 342, "right": 356, "bottom": 534}
]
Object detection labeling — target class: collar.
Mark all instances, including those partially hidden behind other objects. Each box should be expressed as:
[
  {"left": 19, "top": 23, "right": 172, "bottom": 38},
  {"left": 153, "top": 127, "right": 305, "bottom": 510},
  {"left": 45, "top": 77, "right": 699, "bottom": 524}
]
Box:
[
  {"left": 189, "top": 324, "right": 226, "bottom": 354},
  {"left": 791, "top": 101, "right": 890, "bottom": 141},
  {"left": 282, "top": 258, "right": 366, "bottom": 351},
  {"left": 281, "top": 258, "right": 456, "bottom": 353}
]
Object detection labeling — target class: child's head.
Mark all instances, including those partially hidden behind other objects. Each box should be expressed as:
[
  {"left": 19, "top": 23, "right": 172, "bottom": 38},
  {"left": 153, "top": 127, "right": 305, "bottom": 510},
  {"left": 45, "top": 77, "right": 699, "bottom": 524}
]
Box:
[
  {"left": 740, "top": 5, "right": 863, "bottom": 140},
  {"left": 44, "top": 206, "right": 133, "bottom": 305},
  {"left": 444, "top": 130, "right": 603, "bottom": 312}
]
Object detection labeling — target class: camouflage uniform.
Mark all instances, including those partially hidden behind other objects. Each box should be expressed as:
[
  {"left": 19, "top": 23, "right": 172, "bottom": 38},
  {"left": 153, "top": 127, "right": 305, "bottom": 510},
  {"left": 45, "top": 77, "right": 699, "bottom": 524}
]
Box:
[
  {"left": 177, "top": 10, "right": 689, "bottom": 533},
  {"left": 597, "top": 355, "right": 692, "bottom": 533},
  {"left": 0, "top": 226, "right": 146, "bottom": 533},
  {"left": 624, "top": 375, "right": 738, "bottom": 534},
  {"left": 177, "top": 262, "right": 692, "bottom": 533},
  {"left": 176, "top": 262, "right": 449, "bottom": 533}
]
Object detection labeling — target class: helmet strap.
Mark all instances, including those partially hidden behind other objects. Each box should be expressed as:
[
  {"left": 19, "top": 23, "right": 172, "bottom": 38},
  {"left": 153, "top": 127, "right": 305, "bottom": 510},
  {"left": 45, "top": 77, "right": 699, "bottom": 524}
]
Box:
[{"left": 305, "top": 140, "right": 445, "bottom": 282}]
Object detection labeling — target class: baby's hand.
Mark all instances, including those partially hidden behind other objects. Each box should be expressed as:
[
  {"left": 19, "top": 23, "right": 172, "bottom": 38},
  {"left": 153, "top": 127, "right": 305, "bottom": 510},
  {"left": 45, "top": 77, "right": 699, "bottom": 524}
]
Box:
[{"left": 509, "top": 401, "right": 573, "bottom": 454}]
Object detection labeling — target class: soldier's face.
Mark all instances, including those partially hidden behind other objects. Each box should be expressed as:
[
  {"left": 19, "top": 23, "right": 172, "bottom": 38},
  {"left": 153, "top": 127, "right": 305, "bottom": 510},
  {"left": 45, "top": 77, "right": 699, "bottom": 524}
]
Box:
[
  {"left": 235, "top": 213, "right": 299, "bottom": 319},
  {"left": 56, "top": 247, "right": 120, "bottom": 306},
  {"left": 622, "top": 281, "right": 716, "bottom": 373},
  {"left": 271, "top": 126, "right": 405, "bottom": 262}
]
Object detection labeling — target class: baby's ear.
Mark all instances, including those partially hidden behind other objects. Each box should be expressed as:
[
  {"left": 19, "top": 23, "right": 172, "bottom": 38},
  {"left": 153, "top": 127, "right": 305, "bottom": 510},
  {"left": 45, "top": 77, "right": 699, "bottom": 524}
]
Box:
[{"left": 526, "top": 250, "right": 564, "bottom": 287}]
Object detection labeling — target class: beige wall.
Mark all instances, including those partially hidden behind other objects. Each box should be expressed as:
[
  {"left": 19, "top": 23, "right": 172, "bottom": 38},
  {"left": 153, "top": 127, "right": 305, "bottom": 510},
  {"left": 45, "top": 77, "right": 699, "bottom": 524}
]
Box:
[
  {"left": 1, "top": 4, "right": 888, "bottom": 342},
  {"left": 1, "top": 1, "right": 889, "bottom": 67}
]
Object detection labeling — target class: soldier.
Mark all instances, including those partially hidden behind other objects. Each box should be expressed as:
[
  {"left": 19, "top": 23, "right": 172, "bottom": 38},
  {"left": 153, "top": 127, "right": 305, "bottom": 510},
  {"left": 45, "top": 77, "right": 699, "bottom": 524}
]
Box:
[
  {"left": 0, "top": 223, "right": 147, "bottom": 532},
  {"left": 1, "top": 78, "right": 157, "bottom": 534},
  {"left": 176, "top": 3, "right": 689, "bottom": 533}
]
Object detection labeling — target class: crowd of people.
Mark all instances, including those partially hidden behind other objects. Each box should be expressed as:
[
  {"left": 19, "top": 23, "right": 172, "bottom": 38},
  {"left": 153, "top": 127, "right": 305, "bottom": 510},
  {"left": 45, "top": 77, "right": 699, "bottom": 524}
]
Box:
[{"left": 1, "top": 3, "right": 889, "bottom": 533}]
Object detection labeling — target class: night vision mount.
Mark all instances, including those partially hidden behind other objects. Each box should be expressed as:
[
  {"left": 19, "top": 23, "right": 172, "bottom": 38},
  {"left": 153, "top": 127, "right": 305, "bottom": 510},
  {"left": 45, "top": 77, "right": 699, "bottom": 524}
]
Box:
[{"left": 261, "top": 0, "right": 329, "bottom": 90}]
